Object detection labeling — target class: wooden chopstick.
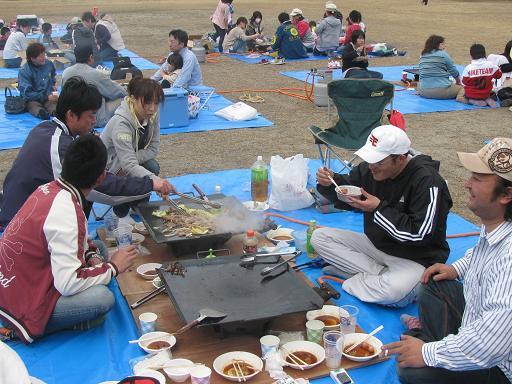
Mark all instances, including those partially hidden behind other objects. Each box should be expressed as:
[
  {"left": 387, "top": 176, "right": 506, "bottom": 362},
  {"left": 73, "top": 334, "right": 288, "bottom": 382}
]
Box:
[
  {"left": 344, "top": 325, "right": 384, "bottom": 354},
  {"left": 232, "top": 359, "right": 244, "bottom": 383},
  {"left": 280, "top": 347, "right": 307, "bottom": 370}
]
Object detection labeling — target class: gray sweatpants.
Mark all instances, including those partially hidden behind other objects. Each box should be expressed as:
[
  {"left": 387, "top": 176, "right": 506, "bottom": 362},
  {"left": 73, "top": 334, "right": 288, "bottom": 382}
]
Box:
[{"left": 311, "top": 227, "right": 425, "bottom": 307}]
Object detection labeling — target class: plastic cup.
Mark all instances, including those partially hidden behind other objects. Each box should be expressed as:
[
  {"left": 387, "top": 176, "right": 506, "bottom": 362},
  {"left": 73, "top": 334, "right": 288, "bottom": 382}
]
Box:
[
  {"left": 306, "top": 319, "right": 324, "bottom": 344},
  {"left": 114, "top": 224, "right": 132, "bottom": 248},
  {"left": 190, "top": 365, "right": 212, "bottom": 384},
  {"left": 323, "top": 330, "right": 343, "bottom": 369},
  {"left": 339, "top": 305, "right": 359, "bottom": 335},
  {"left": 139, "top": 312, "right": 157, "bottom": 334},
  {"left": 104, "top": 214, "right": 119, "bottom": 245},
  {"left": 291, "top": 230, "right": 307, "bottom": 252},
  {"left": 260, "top": 334, "right": 280, "bottom": 357}
]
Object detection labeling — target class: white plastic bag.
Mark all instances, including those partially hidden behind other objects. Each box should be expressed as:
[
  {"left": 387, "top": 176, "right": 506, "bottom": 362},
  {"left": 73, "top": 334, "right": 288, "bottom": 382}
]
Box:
[
  {"left": 269, "top": 155, "right": 314, "bottom": 211},
  {"left": 214, "top": 102, "right": 258, "bottom": 121}
]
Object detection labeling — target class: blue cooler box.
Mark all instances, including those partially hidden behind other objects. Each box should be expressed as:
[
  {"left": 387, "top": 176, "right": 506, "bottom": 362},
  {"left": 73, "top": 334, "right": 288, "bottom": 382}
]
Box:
[{"left": 159, "top": 87, "right": 189, "bottom": 128}]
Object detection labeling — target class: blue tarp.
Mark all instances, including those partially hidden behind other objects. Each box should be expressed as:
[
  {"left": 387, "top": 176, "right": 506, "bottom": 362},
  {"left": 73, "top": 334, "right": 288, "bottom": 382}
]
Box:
[
  {"left": 0, "top": 92, "right": 273, "bottom": 150},
  {"left": 227, "top": 52, "right": 328, "bottom": 64},
  {"left": 0, "top": 49, "right": 158, "bottom": 79},
  {"left": 10, "top": 160, "right": 479, "bottom": 383},
  {"left": 280, "top": 65, "right": 489, "bottom": 115}
]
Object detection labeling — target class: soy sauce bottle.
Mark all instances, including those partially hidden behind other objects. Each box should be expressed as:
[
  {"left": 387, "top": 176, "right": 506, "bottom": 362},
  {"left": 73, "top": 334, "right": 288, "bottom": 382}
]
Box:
[{"left": 243, "top": 230, "right": 258, "bottom": 254}]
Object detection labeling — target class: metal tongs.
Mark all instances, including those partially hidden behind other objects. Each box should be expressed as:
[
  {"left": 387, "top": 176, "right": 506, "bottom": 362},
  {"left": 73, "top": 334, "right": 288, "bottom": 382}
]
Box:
[
  {"left": 164, "top": 195, "right": 189, "bottom": 215},
  {"left": 175, "top": 191, "right": 222, "bottom": 209},
  {"left": 239, "top": 250, "right": 301, "bottom": 268}
]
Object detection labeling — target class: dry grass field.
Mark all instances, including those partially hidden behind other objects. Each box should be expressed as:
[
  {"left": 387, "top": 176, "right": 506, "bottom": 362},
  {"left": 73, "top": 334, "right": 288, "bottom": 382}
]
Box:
[{"left": 0, "top": 0, "right": 510, "bottom": 223}]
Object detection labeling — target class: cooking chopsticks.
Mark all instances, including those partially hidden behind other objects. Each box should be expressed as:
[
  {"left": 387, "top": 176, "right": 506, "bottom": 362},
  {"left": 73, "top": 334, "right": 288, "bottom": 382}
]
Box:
[
  {"left": 130, "top": 286, "right": 165, "bottom": 309},
  {"left": 175, "top": 192, "right": 222, "bottom": 208}
]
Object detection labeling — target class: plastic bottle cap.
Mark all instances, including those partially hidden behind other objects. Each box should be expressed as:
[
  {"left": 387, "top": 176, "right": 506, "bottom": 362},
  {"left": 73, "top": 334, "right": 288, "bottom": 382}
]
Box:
[
  {"left": 247, "top": 229, "right": 255, "bottom": 237},
  {"left": 257, "top": 155, "right": 263, "bottom": 161}
]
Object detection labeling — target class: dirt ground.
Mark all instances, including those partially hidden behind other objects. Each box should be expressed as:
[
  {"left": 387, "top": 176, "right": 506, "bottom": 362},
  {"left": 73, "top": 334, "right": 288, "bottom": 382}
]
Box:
[{"left": 0, "top": 0, "right": 510, "bottom": 224}]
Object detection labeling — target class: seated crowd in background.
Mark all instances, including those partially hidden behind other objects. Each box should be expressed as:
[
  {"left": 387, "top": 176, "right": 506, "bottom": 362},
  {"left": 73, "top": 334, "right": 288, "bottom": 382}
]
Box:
[{"left": 223, "top": 16, "right": 261, "bottom": 54}]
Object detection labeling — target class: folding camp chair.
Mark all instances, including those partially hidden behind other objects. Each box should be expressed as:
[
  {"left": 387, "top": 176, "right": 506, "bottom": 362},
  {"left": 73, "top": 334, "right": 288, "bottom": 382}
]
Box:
[{"left": 309, "top": 78, "right": 394, "bottom": 173}]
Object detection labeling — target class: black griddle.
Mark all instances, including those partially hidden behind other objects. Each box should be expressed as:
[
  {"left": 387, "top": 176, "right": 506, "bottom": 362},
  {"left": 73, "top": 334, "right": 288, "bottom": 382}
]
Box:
[
  {"left": 159, "top": 256, "right": 324, "bottom": 329},
  {"left": 134, "top": 193, "right": 236, "bottom": 252}
]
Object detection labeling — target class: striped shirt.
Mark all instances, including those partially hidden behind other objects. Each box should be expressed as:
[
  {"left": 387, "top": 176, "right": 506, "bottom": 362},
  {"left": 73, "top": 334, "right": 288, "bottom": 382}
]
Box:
[{"left": 422, "top": 221, "right": 512, "bottom": 380}]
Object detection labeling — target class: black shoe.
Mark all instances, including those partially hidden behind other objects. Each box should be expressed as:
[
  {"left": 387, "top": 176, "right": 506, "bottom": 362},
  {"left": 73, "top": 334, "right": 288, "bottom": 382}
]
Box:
[
  {"left": 161, "top": 79, "right": 171, "bottom": 88},
  {"left": 37, "top": 109, "right": 50, "bottom": 120}
]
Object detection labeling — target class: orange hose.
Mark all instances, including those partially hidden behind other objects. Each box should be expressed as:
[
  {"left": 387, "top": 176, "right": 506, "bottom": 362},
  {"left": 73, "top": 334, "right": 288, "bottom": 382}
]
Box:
[
  {"left": 264, "top": 212, "right": 479, "bottom": 239},
  {"left": 317, "top": 275, "right": 345, "bottom": 285}
]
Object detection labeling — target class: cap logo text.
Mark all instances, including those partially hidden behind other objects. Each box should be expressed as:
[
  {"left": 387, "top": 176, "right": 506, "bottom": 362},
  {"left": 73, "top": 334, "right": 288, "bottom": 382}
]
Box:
[
  {"left": 488, "top": 148, "right": 512, "bottom": 174},
  {"left": 369, "top": 135, "right": 379, "bottom": 147}
]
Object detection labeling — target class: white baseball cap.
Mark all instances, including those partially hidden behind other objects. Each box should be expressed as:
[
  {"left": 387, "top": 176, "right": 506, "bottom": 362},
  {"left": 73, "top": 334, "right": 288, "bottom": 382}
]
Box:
[
  {"left": 290, "top": 8, "right": 303, "bottom": 16},
  {"left": 355, "top": 125, "right": 411, "bottom": 164},
  {"left": 458, "top": 138, "right": 512, "bottom": 182},
  {"left": 325, "top": 2, "right": 337, "bottom": 11}
]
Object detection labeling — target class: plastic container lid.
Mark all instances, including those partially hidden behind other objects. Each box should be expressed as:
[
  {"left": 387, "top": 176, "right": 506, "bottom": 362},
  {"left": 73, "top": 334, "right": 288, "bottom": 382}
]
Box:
[
  {"left": 246, "top": 229, "right": 255, "bottom": 237},
  {"left": 257, "top": 155, "right": 262, "bottom": 161}
]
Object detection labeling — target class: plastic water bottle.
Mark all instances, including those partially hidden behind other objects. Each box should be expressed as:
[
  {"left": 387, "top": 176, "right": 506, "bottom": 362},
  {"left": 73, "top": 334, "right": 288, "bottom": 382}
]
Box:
[
  {"left": 306, "top": 220, "right": 317, "bottom": 259},
  {"left": 251, "top": 155, "right": 268, "bottom": 202}
]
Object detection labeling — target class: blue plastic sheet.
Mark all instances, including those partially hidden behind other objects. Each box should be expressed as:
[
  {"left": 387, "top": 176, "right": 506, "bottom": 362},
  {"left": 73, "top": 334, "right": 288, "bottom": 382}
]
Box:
[
  {"left": 280, "top": 65, "right": 488, "bottom": 115},
  {"left": 9, "top": 160, "right": 479, "bottom": 383},
  {"left": 0, "top": 92, "right": 273, "bottom": 150},
  {"left": 0, "top": 49, "right": 158, "bottom": 79},
  {"left": 227, "top": 52, "right": 328, "bottom": 64}
]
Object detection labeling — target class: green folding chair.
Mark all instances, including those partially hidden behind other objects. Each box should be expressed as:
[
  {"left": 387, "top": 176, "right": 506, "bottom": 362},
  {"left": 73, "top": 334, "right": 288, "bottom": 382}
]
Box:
[{"left": 309, "top": 78, "right": 395, "bottom": 172}]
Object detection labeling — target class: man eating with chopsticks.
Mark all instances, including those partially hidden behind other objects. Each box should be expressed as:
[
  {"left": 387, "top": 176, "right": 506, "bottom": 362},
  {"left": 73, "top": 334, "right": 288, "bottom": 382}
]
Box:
[
  {"left": 384, "top": 138, "right": 512, "bottom": 384},
  {"left": 0, "top": 134, "right": 137, "bottom": 343}
]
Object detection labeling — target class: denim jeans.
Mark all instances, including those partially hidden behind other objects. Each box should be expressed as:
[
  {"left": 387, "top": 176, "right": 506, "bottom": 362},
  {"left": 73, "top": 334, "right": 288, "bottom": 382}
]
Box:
[
  {"left": 4, "top": 57, "right": 22, "bottom": 68},
  {"left": 229, "top": 39, "right": 248, "bottom": 54},
  {"left": 113, "top": 159, "right": 160, "bottom": 217},
  {"left": 99, "top": 44, "right": 119, "bottom": 62},
  {"left": 398, "top": 280, "right": 510, "bottom": 384},
  {"left": 44, "top": 285, "right": 114, "bottom": 334},
  {"left": 213, "top": 23, "right": 227, "bottom": 53}
]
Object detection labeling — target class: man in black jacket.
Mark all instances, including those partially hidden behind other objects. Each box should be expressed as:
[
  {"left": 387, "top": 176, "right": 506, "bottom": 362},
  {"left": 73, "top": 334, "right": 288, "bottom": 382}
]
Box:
[{"left": 312, "top": 125, "right": 452, "bottom": 307}]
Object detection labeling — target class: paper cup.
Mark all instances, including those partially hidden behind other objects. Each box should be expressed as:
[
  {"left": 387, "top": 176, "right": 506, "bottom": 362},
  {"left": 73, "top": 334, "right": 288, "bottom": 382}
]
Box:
[
  {"left": 190, "top": 365, "right": 211, "bottom": 384},
  {"left": 139, "top": 312, "right": 157, "bottom": 334},
  {"left": 306, "top": 319, "right": 324, "bottom": 344},
  {"left": 260, "top": 334, "right": 280, "bottom": 357}
]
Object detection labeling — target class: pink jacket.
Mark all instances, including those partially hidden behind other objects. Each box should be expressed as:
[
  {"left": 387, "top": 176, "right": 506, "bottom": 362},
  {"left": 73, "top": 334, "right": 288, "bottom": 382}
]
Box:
[{"left": 211, "top": 0, "right": 230, "bottom": 29}]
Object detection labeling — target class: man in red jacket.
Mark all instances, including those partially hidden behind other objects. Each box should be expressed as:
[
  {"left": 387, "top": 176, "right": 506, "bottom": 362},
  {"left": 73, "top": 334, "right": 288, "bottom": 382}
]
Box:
[{"left": 0, "top": 134, "right": 137, "bottom": 343}]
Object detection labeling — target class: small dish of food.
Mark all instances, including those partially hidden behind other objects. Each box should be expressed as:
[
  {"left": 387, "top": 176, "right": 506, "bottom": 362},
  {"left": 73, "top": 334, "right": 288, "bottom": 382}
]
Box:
[
  {"left": 138, "top": 331, "right": 176, "bottom": 354},
  {"left": 280, "top": 340, "right": 325, "bottom": 370},
  {"left": 242, "top": 201, "right": 270, "bottom": 212},
  {"left": 306, "top": 305, "right": 344, "bottom": 330},
  {"left": 132, "top": 232, "right": 145, "bottom": 245},
  {"left": 134, "top": 222, "right": 149, "bottom": 235},
  {"left": 266, "top": 228, "right": 294, "bottom": 245},
  {"left": 335, "top": 185, "right": 362, "bottom": 202},
  {"left": 213, "top": 351, "right": 263, "bottom": 382},
  {"left": 341, "top": 332, "right": 383, "bottom": 362},
  {"left": 136, "top": 263, "right": 162, "bottom": 280}
]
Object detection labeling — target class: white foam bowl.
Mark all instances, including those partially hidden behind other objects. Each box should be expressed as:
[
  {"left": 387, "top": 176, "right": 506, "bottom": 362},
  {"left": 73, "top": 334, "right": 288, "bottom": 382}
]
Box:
[
  {"left": 136, "top": 263, "right": 162, "bottom": 280},
  {"left": 213, "top": 351, "right": 263, "bottom": 381},
  {"left": 266, "top": 228, "right": 294, "bottom": 245},
  {"left": 341, "top": 332, "right": 383, "bottom": 362},
  {"left": 134, "top": 222, "right": 149, "bottom": 235},
  {"left": 163, "top": 358, "right": 195, "bottom": 382},
  {"left": 132, "top": 232, "right": 146, "bottom": 245},
  {"left": 306, "top": 305, "right": 347, "bottom": 331},
  {"left": 335, "top": 185, "right": 362, "bottom": 202},
  {"left": 280, "top": 340, "right": 325, "bottom": 370},
  {"left": 138, "top": 331, "right": 176, "bottom": 354}
]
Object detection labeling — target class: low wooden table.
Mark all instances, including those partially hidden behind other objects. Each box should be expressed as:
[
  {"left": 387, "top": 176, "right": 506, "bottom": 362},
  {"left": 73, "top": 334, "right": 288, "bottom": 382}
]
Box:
[{"left": 106, "top": 229, "right": 387, "bottom": 383}]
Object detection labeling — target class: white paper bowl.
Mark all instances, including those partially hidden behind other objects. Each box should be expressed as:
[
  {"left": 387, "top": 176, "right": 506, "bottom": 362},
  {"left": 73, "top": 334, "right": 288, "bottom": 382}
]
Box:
[
  {"left": 335, "top": 185, "right": 362, "bottom": 202},
  {"left": 135, "top": 369, "right": 166, "bottom": 384},
  {"left": 306, "top": 305, "right": 346, "bottom": 330},
  {"left": 138, "top": 331, "right": 176, "bottom": 354},
  {"left": 280, "top": 340, "right": 325, "bottom": 370},
  {"left": 136, "top": 263, "right": 162, "bottom": 280},
  {"left": 266, "top": 228, "right": 294, "bottom": 244},
  {"left": 213, "top": 351, "right": 263, "bottom": 381},
  {"left": 340, "top": 332, "right": 383, "bottom": 362},
  {"left": 134, "top": 222, "right": 149, "bottom": 235},
  {"left": 163, "top": 358, "right": 195, "bottom": 382}
]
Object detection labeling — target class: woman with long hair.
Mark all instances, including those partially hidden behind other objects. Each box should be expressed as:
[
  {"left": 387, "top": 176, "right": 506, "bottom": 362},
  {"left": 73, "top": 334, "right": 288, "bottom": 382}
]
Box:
[{"left": 418, "top": 34, "right": 463, "bottom": 99}]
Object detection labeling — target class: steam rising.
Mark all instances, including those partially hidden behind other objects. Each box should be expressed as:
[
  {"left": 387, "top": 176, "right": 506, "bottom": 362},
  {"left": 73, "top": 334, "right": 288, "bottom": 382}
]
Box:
[{"left": 213, "top": 199, "right": 266, "bottom": 234}]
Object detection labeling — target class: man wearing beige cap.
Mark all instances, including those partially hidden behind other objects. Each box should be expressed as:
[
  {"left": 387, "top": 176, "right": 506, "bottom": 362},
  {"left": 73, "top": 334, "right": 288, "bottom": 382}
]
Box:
[
  {"left": 290, "top": 8, "right": 315, "bottom": 51},
  {"left": 312, "top": 125, "right": 453, "bottom": 307},
  {"left": 314, "top": 2, "right": 342, "bottom": 56},
  {"left": 384, "top": 138, "right": 512, "bottom": 384}
]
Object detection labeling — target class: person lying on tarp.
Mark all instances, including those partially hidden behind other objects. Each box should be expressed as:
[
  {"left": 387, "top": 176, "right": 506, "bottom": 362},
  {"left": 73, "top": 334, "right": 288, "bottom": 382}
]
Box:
[
  {"left": 101, "top": 77, "right": 166, "bottom": 218},
  {"left": 267, "top": 12, "right": 308, "bottom": 60},
  {"left": 151, "top": 29, "right": 203, "bottom": 88},
  {"left": 0, "top": 134, "right": 138, "bottom": 344},
  {"left": 384, "top": 138, "right": 512, "bottom": 384},
  {"left": 62, "top": 44, "right": 127, "bottom": 126},
  {"left": 312, "top": 125, "right": 453, "bottom": 307},
  {"left": 0, "top": 77, "right": 174, "bottom": 229}
]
